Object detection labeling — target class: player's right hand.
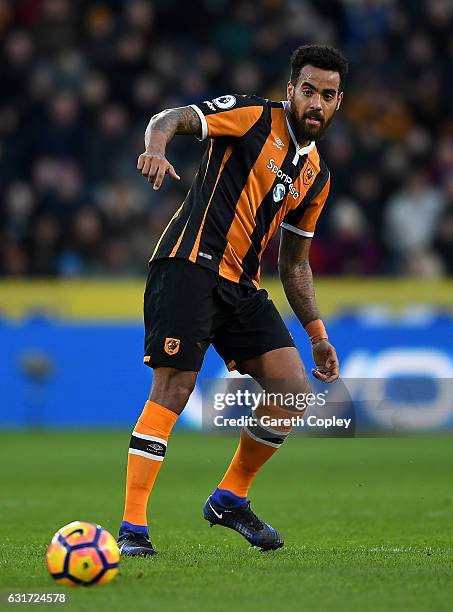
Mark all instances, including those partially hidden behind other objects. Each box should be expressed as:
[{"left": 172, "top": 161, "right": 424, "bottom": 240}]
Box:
[{"left": 137, "top": 150, "right": 181, "bottom": 190}]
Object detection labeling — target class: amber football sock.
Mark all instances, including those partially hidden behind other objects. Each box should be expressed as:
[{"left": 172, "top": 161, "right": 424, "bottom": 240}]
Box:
[
  {"left": 122, "top": 400, "right": 178, "bottom": 528},
  {"left": 218, "top": 418, "right": 290, "bottom": 499}
]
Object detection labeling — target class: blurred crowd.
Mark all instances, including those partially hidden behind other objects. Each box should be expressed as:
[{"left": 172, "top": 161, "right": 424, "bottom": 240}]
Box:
[{"left": 0, "top": 0, "right": 452, "bottom": 278}]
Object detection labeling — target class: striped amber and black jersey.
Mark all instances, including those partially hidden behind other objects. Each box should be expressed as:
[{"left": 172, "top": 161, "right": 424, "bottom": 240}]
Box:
[{"left": 151, "top": 94, "right": 330, "bottom": 288}]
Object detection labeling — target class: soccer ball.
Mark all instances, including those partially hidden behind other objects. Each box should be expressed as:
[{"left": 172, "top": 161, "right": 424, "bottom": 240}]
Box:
[{"left": 46, "top": 521, "right": 120, "bottom": 586}]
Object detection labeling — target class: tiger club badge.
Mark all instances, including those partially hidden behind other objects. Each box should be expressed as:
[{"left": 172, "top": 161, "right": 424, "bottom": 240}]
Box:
[
  {"left": 303, "top": 162, "right": 315, "bottom": 185},
  {"left": 164, "top": 338, "right": 181, "bottom": 355}
]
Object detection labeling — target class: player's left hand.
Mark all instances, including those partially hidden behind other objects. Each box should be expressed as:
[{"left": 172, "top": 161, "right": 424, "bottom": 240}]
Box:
[{"left": 311, "top": 339, "right": 339, "bottom": 383}]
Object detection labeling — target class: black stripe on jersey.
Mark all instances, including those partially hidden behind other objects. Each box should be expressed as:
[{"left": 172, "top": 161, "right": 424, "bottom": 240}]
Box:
[
  {"left": 152, "top": 140, "right": 228, "bottom": 259},
  {"left": 281, "top": 158, "right": 329, "bottom": 229},
  {"left": 239, "top": 148, "right": 307, "bottom": 283},
  {"left": 129, "top": 434, "right": 167, "bottom": 458},
  {"left": 194, "top": 104, "right": 272, "bottom": 262},
  {"left": 152, "top": 199, "right": 188, "bottom": 259},
  {"left": 170, "top": 139, "right": 230, "bottom": 258}
]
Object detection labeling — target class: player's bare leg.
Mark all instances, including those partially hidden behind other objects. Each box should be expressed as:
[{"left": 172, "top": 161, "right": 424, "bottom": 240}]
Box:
[
  {"left": 218, "top": 346, "right": 311, "bottom": 495},
  {"left": 204, "top": 347, "right": 309, "bottom": 550},
  {"left": 148, "top": 367, "right": 198, "bottom": 414},
  {"left": 238, "top": 346, "right": 309, "bottom": 387},
  {"left": 119, "top": 367, "right": 197, "bottom": 556}
]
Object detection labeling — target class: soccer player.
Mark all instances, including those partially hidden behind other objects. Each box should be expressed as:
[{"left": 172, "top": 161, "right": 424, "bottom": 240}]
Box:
[{"left": 118, "top": 45, "right": 347, "bottom": 555}]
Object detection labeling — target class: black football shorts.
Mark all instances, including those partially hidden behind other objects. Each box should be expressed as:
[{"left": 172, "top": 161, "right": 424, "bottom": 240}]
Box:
[{"left": 143, "top": 258, "right": 295, "bottom": 372}]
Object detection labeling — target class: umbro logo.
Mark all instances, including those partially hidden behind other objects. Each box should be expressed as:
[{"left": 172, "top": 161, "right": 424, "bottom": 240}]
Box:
[
  {"left": 273, "top": 136, "right": 286, "bottom": 150},
  {"left": 146, "top": 442, "right": 164, "bottom": 454}
]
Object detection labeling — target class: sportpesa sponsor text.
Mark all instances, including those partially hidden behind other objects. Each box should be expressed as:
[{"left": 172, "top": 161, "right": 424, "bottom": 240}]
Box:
[{"left": 267, "top": 158, "right": 300, "bottom": 199}]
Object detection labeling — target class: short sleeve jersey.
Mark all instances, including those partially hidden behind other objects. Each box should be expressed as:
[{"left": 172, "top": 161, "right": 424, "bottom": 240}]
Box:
[{"left": 151, "top": 94, "right": 330, "bottom": 288}]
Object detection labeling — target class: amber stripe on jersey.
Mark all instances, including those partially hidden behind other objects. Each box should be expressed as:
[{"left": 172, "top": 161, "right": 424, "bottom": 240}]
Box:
[
  {"left": 296, "top": 172, "right": 330, "bottom": 233},
  {"left": 218, "top": 107, "right": 288, "bottom": 283},
  {"left": 206, "top": 105, "right": 264, "bottom": 138},
  {"left": 281, "top": 160, "right": 329, "bottom": 234},
  {"left": 261, "top": 156, "right": 319, "bottom": 244},
  {"left": 240, "top": 148, "right": 322, "bottom": 286}
]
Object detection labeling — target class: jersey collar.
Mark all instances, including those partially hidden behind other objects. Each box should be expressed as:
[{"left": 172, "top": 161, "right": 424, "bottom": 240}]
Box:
[{"left": 282, "top": 101, "right": 315, "bottom": 165}]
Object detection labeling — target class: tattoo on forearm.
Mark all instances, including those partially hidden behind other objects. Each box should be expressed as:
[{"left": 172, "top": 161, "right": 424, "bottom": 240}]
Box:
[
  {"left": 280, "top": 260, "right": 320, "bottom": 327},
  {"left": 279, "top": 230, "right": 320, "bottom": 327},
  {"left": 145, "top": 107, "right": 201, "bottom": 147}
]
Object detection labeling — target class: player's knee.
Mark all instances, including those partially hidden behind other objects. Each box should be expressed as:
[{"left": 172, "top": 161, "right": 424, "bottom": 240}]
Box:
[
  {"left": 149, "top": 368, "right": 197, "bottom": 413},
  {"left": 168, "top": 378, "right": 196, "bottom": 408}
]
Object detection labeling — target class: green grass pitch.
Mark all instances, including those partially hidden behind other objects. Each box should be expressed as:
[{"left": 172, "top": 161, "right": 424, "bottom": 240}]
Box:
[{"left": 1, "top": 432, "right": 452, "bottom": 611}]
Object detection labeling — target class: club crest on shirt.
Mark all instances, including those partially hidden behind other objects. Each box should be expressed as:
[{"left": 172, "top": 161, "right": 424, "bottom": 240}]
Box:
[
  {"left": 213, "top": 95, "right": 236, "bottom": 110},
  {"left": 164, "top": 338, "right": 181, "bottom": 355},
  {"left": 273, "top": 183, "right": 286, "bottom": 202},
  {"left": 303, "top": 162, "right": 315, "bottom": 186}
]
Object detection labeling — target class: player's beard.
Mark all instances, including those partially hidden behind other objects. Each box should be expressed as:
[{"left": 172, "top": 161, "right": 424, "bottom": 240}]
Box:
[{"left": 287, "top": 96, "right": 334, "bottom": 143}]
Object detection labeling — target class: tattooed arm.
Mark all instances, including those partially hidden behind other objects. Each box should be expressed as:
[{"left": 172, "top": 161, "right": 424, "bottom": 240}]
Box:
[
  {"left": 138, "top": 106, "right": 202, "bottom": 190},
  {"left": 279, "top": 228, "right": 339, "bottom": 382},
  {"left": 278, "top": 229, "right": 320, "bottom": 326}
]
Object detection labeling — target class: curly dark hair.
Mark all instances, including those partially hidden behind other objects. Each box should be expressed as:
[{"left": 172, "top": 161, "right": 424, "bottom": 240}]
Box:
[{"left": 290, "top": 44, "right": 349, "bottom": 90}]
